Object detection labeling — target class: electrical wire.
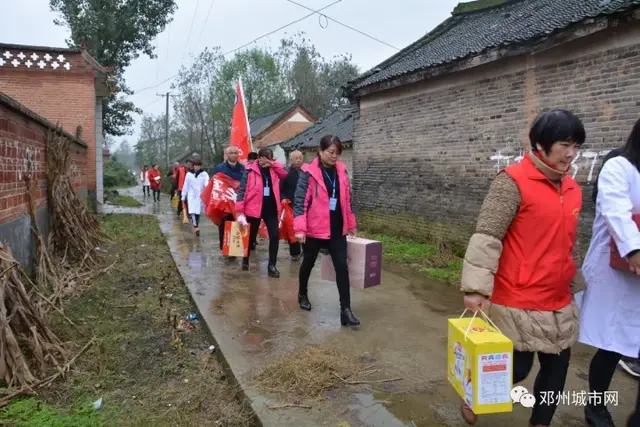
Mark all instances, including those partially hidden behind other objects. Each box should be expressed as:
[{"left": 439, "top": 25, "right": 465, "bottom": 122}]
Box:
[
  {"left": 286, "top": 0, "right": 399, "bottom": 51},
  {"left": 196, "top": 0, "right": 218, "bottom": 48},
  {"left": 179, "top": 0, "right": 201, "bottom": 68},
  {"left": 133, "top": 0, "right": 342, "bottom": 94}
]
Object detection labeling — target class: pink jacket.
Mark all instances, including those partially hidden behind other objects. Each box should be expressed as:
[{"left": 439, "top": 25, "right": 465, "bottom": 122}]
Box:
[
  {"left": 293, "top": 157, "right": 357, "bottom": 239},
  {"left": 235, "top": 160, "right": 287, "bottom": 218}
]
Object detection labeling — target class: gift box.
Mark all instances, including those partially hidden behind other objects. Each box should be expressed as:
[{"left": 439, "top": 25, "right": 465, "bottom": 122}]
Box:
[
  {"left": 610, "top": 214, "right": 640, "bottom": 272},
  {"left": 447, "top": 310, "right": 513, "bottom": 415},
  {"left": 222, "top": 221, "right": 250, "bottom": 257},
  {"left": 320, "top": 236, "right": 382, "bottom": 289}
]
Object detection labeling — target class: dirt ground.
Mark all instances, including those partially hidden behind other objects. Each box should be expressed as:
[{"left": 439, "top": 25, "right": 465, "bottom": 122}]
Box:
[{"left": 0, "top": 214, "right": 255, "bottom": 427}]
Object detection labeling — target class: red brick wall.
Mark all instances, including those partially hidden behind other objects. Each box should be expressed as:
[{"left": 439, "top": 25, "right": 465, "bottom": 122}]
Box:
[
  {"left": 352, "top": 20, "right": 640, "bottom": 250},
  {"left": 0, "top": 48, "right": 96, "bottom": 192},
  {"left": 0, "top": 100, "right": 87, "bottom": 225}
]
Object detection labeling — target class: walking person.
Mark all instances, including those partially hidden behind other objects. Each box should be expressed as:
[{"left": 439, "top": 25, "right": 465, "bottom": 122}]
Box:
[
  {"left": 247, "top": 151, "right": 259, "bottom": 251},
  {"left": 213, "top": 146, "right": 245, "bottom": 257},
  {"left": 280, "top": 150, "right": 304, "bottom": 261},
  {"left": 459, "top": 110, "right": 586, "bottom": 426},
  {"left": 235, "top": 147, "right": 288, "bottom": 276},
  {"left": 293, "top": 135, "right": 360, "bottom": 327},
  {"left": 181, "top": 159, "right": 209, "bottom": 236},
  {"left": 579, "top": 118, "right": 640, "bottom": 426},
  {"left": 148, "top": 164, "right": 162, "bottom": 202},
  {"left": 169, "top": 161, "right": 180, "bottom": 200},
  {"left": 177, "top": 159, "right": 193, "bottom": 217},
  {"left": 590, "top": 145, "right": 640, "bottom": 381},
  {"left": 140, "top": 165, "right": 150, "bottom": 197}
]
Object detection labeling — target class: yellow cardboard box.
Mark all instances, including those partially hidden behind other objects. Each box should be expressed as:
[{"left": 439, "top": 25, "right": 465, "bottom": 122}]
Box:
[{"left": 447, "top": 310, "right": 513, "bottom": 415}]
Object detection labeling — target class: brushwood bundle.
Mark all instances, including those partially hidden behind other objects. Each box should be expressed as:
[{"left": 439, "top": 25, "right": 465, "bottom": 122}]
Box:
[{"left": 45, "top": 128, "right": 104, "bottom": 264}]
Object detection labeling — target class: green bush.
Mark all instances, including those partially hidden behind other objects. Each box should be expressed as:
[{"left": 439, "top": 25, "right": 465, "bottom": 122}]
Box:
[{"left": 104, "top": 160, "right": 136, "bottom": 189}]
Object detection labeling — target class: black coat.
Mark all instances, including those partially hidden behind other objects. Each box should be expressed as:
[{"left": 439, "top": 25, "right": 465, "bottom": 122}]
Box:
[{"left": 280, "top": 167, "right": 300, "bottom": 201}]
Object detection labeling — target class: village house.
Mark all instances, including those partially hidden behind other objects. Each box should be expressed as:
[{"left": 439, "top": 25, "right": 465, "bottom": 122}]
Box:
[
  {"left": 244, "top": 100, "right": 316, "bottom": 164},
  {"left": 0, "top": 42, "right": 112, "bottom": 213},
  {"left": 281, "top": 106, "right": 354, "bottom": 173},
  {"left": 344, "top": 0, "right": 640, "bottom": 250},
  {"left": 0, "top": 42, "right": 111, "bottom": 270}
]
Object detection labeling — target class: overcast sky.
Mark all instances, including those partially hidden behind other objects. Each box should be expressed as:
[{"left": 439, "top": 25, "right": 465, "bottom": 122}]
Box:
[{"left": 1, "top": 0, "right": 460, "bottom": 150}]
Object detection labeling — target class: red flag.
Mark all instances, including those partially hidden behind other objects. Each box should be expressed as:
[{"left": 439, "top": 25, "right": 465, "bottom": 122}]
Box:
[
  {"left": 230, "top": 78, "right": 253, "bottom": 163},
  {"left": 201, "top": 173, "right": 240, "bottom": 226}
]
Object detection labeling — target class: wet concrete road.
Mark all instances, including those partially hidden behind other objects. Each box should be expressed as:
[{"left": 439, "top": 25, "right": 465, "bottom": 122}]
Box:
[{"left": 105, "top": 188, "right": 638, "bottom": 427}]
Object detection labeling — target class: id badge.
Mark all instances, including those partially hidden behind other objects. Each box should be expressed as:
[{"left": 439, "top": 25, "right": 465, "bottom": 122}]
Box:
[
  {"left": 264, "top": 187, "right": 270, "bottom": 197},
  {"left": 329, "top": 197, "right": 337, "bottom": 211}
]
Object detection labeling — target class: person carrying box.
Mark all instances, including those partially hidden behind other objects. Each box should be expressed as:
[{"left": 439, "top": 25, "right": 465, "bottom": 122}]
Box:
[{"left": 459, "top": 110, "right": 586, "bottom": 426}]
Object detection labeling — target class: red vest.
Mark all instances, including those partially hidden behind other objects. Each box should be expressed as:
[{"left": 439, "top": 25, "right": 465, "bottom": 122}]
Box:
[{"left": 490, "top": 155, "right": 582, "bottom": 311}]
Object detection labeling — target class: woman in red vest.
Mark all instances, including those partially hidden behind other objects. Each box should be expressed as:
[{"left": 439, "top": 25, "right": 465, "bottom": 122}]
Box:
[
  {"left": 459, "top": 110, "right": 586, "bottom": 427},
  {"left": 148, "top": 164, "right": 162, "bottom": 202}
]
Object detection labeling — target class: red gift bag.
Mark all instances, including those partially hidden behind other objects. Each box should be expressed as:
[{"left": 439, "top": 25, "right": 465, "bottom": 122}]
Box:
[
  {"left": 201, "top": 173, "right": 240, "bottom": 226},
  {"left": 279, "top": 200, "right": 296, "bottom": 243},
  {"left": 610, "top": 214, "right": 640, "bottom": 272}
]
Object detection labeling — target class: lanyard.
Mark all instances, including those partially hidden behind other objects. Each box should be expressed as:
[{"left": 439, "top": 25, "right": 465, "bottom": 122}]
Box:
[
  {"left": 324, "top": 170, "right": 336, "bottom": 198},
  {"left": 262, "top": 171, "right": 270, "bottom": 188}
]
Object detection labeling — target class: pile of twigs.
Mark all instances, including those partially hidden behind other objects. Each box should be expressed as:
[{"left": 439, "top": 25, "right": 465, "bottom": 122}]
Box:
[
  {"left": 0, "top": 243, "right": 67, "bottom": 388},
  {"left": 45, "top": 127, "right": 104, "bottom": 264}
]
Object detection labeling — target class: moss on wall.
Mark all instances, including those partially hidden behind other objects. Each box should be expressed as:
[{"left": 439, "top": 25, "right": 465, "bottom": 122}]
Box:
[{"left": 357, "top": 210, "right": 472, "bottom": 257}]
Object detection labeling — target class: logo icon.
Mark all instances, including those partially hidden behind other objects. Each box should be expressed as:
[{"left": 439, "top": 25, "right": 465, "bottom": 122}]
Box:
[{"left": 511, "top": 386, "right": 536, "bottom": 408}]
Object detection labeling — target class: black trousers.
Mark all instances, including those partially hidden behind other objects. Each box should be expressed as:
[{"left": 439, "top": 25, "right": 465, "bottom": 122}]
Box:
[
  {"left": 219, "top": 213, "right": 234, "bottom": 251},
  {"left": 299, "top": 236, "right": 350, "bottom": 309},
  {"left": 246, "top": 213, "right": 278, "bottom": 266},
  {"left": 513, "top": 348, "right": 571, "bottom": 426},
  {"left": 143, "top": 185, "right": 150, "bottom": 196},
  {"left": 289, "top": 241, "right": 301, "bottom": 257},
  {"left": 170, "top": 181, "right": 177, "bottom": 199},
  {"left": 177, "top": 191, "right": 186, "bottom": 215},
  {"left": 589, "top": 348, "right": 622, "bottom": 410},
  {"left": 191, "top": 214, "right": 200, "bottom": 227},
  {"left": 152, "top": 189, "right": 161, "bottom": 201},
  {"left": 629, "top": 349, "right": 640, "bottom": 426}
]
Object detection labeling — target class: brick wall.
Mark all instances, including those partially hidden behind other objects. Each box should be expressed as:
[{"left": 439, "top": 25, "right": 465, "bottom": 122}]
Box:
[
  {"left": 0, "top": 96, "right": 87, "bottom": 225},
  {"left": 0, "top": 48, "right": 96, "bottom": 194},
  {"left": 352, "top": 20, "right": 640, "bottom": 250}
]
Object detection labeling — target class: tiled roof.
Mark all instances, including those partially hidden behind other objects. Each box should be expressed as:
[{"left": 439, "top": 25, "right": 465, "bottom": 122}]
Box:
[
  {"left": 281, "top": 107, "right": 353, "bottom": 150},
  {"left": 346, "top": 0, "right": 640, "bottom": 92},
  {"left": 248, "top": 99, "right": 299, "bottom": 138}
]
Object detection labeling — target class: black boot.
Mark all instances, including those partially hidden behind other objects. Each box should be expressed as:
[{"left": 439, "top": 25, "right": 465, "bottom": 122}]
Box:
[
  {"left": 298, "top": 294, "right": 311, "bottom": 311},
  {"left": 268, "top": 265, "right": 280, "bottom": 278},
  {"left": 340, "top": 307, "right": 360, "bottom": 326},
  {"left": 585, "top": 404, "right": 615, "bottom": 427},
  {"left": 241, "top": 258, "right": 249, "bottom": 271}
]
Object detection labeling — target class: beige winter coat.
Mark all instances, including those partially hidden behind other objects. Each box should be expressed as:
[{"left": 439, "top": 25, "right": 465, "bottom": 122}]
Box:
[{"left": 461, "top": 152, "right": 584, "bottom": 354}]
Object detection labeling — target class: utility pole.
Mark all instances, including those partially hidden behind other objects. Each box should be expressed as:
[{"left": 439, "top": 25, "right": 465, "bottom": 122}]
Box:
[{"left": 156, "top": 92, "right": 174, "bottom": 170}]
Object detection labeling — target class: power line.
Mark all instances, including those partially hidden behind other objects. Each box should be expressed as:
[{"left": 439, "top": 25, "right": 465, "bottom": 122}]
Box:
[
  {"left": 179, "top": 0, "right": 201, "bottom": 68},
  {"left": 286, "top": 0, "right": 399, "bottom": 51},
  {"left": 196, "top": 0, "right": 218, "bottom": 48},
  {"left": 132, "top": 0, "right": 342, "bottom": 95}
]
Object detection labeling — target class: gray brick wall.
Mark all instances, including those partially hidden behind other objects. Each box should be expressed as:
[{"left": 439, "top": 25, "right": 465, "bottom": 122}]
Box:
[{"left": 352, "top": 40, "right": 640, "bottom": 251}]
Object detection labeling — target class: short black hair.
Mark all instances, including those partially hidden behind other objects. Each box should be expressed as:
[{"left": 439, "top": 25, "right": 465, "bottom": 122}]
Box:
[
  {"left": 185, "top": 159, "right": 193, "bottom": 164},
  {"left": 319, "top": 135, "right": 343, "bottom": 155},
  {"left": 193, "top": 159, "right": 202, "bottom": 166},
  {"left": 529, "top": 109, "right": 586, "bottom": 154},
  {"left": 248, "top": 152, "right": 258, "bottom": 161},
  {"left": 623, "top": 117, "right": 640, "bottom": 170}
]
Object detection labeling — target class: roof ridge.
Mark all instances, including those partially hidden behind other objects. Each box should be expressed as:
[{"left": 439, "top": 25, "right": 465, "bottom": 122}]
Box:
[
  {"left": 451, "top": 0, "right": 522, "bottom": 16},
  {"left": 249, "top": 98, "right": 298, "bottom": 120}
]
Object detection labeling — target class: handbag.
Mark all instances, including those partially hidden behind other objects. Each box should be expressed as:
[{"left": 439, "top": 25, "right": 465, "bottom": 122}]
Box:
[{"left": 610, "top": 214, "right": 640, "bottom": 272}]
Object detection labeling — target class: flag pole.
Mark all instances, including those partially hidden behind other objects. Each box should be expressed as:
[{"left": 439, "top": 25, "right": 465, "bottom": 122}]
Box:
[{"left": 238, "top": 77, "right": 254, "bottom": 153}]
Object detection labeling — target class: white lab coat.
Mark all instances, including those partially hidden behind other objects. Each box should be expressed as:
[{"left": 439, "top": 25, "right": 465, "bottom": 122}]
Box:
[
  {"left": 140, "top": 170, "right": 150, "bottom": 186},
  {"left": 181, "top": 170, "right": 209, "bottom": 215},
  {"left": 579, "top": 156, "right": 640, "bottom": 357}
]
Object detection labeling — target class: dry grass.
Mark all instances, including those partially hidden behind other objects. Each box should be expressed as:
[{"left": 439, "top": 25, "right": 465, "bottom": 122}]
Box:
[
  {"left": 1, "top": 214, "right": 255, "bottom": 427},
  {"left": 252, "top": 346, "right": 360, "bottom": 401}
]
